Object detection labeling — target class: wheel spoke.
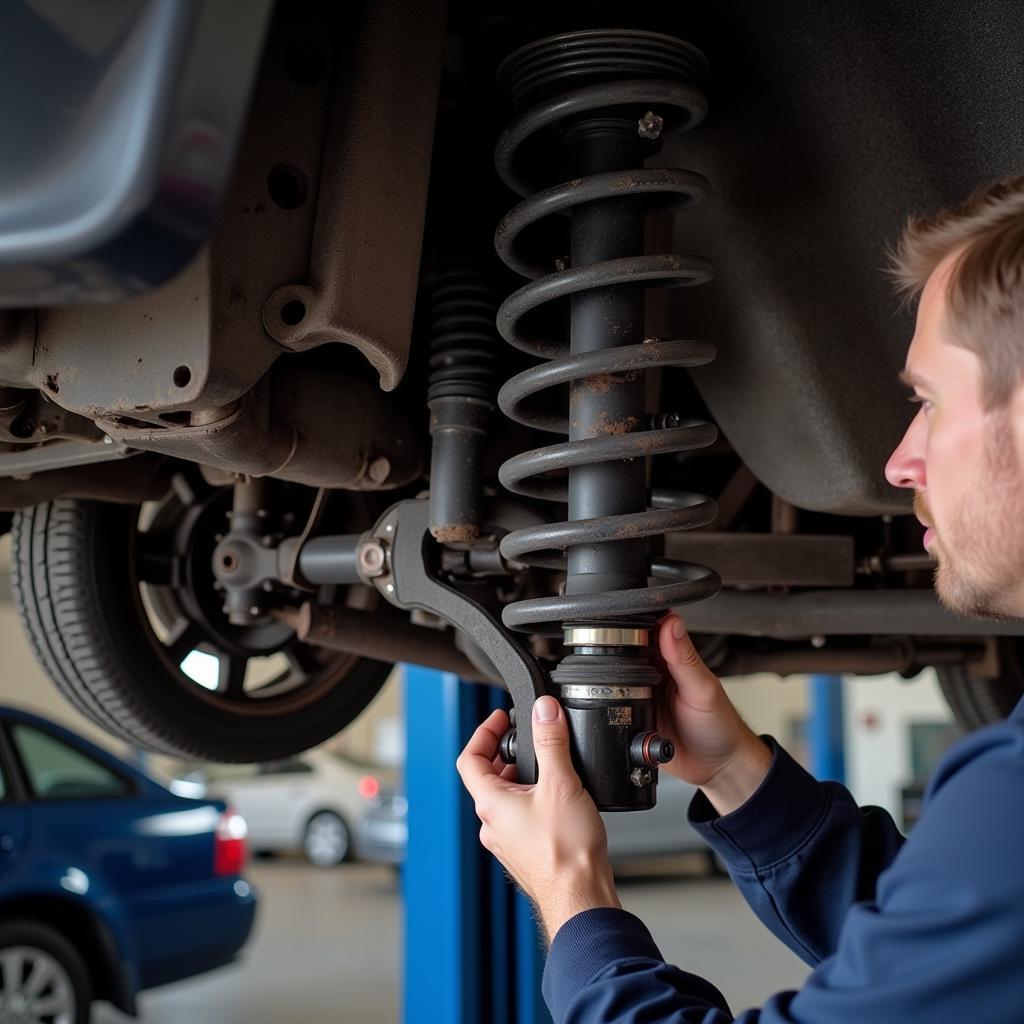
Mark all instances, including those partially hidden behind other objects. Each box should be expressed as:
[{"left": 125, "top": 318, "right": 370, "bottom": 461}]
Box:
[
  {"left": 136, "top": 530, "right": 178, "bottom": 587},
  {"left": 22, "top": 956, "right": 53, "bottom": 999},
  {"left": 170, "top": 470, "right": 215, "bottom": 508},
  {"left": 30, "top": 992, "right": 71, "bottom": 1017},
  {"left": 219, "top": 655, "right": 249, "bottom": 697},
  {"left": 167, "top": 623, "right": 205, "bottom": 667},
  {"left": 1, "top": 948, "right": 23, "bottom": 992},
  {"left": 285, "top": 644, "right": 321, "bottom": 682}
]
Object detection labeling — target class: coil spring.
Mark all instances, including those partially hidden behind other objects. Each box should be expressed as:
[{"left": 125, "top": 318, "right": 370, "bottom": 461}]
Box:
[{"left": 493, "top": 29, "right": 722, "bottom": 635}]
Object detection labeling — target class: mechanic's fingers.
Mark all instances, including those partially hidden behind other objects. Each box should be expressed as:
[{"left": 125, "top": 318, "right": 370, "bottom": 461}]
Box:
[
  {"left": 658, "top": 615, "right": 721, "bottom": 698},
  {"left": 532, "top": 696, "right": 579, "bottom": 791},
  {"left": 456, "top": 708, "right": 509, "bottom": 799}
]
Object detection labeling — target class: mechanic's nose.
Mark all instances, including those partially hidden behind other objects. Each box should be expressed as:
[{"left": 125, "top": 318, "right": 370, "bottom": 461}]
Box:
[{"left": 884, "top": 412, "right": 926, "bottom": 489}]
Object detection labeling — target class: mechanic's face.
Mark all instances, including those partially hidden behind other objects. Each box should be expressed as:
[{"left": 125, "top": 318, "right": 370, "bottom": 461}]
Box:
[{"left": 884, "top": 253, "right": 1024, "bottom": 619}]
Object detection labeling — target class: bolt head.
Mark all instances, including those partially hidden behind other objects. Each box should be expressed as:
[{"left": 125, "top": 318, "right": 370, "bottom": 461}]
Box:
[
  {"left": 249, "top": 605, "right": 262, "bottom": 616},
  {"left": 811, "top": 634, "right": 826, "bottom": 648},
  {"left": 368, "top": 456, "right": 391, "bottom": 484},
  {"left": 357, "top": 540, "right": 387, "bottom": 577},
  {"left": 103, "top": 435, "right": 114, "bottom": 445},
  {"left": 637, "top": 110, "right": 664, "bottom": 140},
  {"left": 630, "top": 767, "right": 653, "bottom": 788}
]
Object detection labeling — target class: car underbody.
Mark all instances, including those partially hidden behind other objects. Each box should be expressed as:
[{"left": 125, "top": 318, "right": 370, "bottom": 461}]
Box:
[{"left": 1, "top": 0, "right": 1022, "bottom": 805}]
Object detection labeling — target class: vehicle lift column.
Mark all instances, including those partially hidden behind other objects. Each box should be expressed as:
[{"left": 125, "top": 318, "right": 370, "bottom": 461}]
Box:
[
  {"left": 809, "top": 673, "right": 847, "bottom": 784},
  {"left": 403, "top": 663, "right": 551, "bottom": 1024}
]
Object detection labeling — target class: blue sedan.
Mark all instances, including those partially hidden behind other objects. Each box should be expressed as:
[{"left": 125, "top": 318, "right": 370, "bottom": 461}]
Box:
[{"left": 0, "top": 706, "right": 256, "bottom": 1023}]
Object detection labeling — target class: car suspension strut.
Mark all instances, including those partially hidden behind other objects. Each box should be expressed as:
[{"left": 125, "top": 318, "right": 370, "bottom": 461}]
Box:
[
  {"left": 427, "top": 248, "right": 500, "bottom": 545},
  {"left": 492, "top": 30, "right": 722, "bottom": 809}
]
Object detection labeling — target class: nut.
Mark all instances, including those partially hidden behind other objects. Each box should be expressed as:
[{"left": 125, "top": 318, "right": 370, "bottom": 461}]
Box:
[
  {"left": 368, "top": 456, "right": 391, "bottom": 485},
  {"left": 637, "top": 110, "right": 664, "bottom": 140},
  {"left": 630, "top": 767, "right": 653, "bottom": 788},
  {"left": 357, "top": 539, "right": 388, "bottom": 578}
]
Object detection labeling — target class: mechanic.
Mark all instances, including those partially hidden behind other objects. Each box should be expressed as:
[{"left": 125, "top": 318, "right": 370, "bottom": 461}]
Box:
[{"left": 456, "top": 175, "right": 1024, "bottom": 1023}]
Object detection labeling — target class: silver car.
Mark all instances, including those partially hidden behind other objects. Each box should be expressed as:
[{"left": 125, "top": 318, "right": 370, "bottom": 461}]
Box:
[{"left": 361, "top": 772, "right": 715, "bottom": 870}]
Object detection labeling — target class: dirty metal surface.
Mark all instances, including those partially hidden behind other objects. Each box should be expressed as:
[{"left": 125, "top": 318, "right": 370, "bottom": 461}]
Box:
[
  {"left": 261, "top": 0, "right": 447, "bottom": 390},
  {"left": 663, "top": 532, "right": 855, "bottom": 587}
]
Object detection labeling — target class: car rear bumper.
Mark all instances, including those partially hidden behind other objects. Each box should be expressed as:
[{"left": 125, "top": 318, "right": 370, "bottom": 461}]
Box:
[
  {"left": 132, "top": 876, "right": 258, "bottom": 991},
  {"left": 357, "top": 815, "right": 407, "bottom": 865}
]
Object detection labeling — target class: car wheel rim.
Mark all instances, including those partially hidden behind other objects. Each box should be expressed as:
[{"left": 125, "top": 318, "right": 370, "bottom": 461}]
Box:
[
  {"left": 306, "top": 814, "right": 348, "bottom": 865},
  {"left": 134, "top": 470, "right": 379, "bottom": 717},
  {"left": 0, "top": 945, "right": 76, "bottom": 1024}
]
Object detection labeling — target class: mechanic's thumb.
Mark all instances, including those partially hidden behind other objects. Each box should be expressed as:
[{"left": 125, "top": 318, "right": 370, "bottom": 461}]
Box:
[
  {"left": 532, "top": 696, "right": 576, "bottom": 785},
  {"left": 659, "top": 614, "right": 721, "bottom": 696}
]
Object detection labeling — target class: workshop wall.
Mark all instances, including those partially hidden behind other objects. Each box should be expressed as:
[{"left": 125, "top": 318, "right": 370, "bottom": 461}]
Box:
[
  {"left": 845, "top": 670, "right": 957, "bottom": 826},
  {"left": 724, "top": 673, "right": 811, "bottom": 767}
]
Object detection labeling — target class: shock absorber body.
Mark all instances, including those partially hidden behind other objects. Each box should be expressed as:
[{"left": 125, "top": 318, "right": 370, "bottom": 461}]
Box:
[{"left": 494, "top": 30, "right": 721, "bottom": 809}]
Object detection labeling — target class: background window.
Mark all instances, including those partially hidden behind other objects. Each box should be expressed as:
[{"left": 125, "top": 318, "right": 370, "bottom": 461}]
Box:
[{"left": 11, "top": 724, "right": 130, "bottom": 800}]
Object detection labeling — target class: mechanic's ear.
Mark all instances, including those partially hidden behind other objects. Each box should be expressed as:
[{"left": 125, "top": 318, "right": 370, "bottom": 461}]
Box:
[{"left": 532, "top": 696, "right": 576, "bottom": 787}]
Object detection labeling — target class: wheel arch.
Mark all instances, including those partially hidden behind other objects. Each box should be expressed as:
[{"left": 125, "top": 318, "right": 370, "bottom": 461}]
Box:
[{"left": 0, "top": 893, "right": 137, "bottom": 1016}]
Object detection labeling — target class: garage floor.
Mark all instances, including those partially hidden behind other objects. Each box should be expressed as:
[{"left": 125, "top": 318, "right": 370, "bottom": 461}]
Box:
[{"left": 98, "top": 856, "right": 809, "bottom": 1023}]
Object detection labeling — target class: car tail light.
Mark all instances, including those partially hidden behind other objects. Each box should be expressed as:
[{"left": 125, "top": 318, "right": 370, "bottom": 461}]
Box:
[
  {"left": 214, "top": 806, "right": 248, "bottom": 877},
  {"left": 358, "top": 775, "right": 381, "bottom": 801}
]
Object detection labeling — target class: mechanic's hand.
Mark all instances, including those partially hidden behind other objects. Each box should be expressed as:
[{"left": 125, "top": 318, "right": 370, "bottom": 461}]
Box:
[
  {"left": 456, "top": 697, "right": 621, "bottom": 943},
  {"left": 656, "top": 614, "right": 773, "bottom": 816}
]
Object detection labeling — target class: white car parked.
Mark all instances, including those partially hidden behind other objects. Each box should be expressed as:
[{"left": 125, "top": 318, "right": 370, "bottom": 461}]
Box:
[{"left": 173, "top": 750, "right": 392, "bottom": 867}]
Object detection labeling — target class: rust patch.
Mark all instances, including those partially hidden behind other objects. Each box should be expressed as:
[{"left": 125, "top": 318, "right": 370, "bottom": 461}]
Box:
[
  {"left": 595, "top": 411, "right": 639, "bottom": 436},
  {"left": 608, "top": 517, "right": 652, "bottom": 541},
  {"left": 431, "top": 523, "right": 480, "bottom": 544}
]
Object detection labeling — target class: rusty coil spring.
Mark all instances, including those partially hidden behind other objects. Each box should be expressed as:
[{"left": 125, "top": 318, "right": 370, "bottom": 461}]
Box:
[{"left": 492, "top": 31, "right": 722, "bottom": 634}]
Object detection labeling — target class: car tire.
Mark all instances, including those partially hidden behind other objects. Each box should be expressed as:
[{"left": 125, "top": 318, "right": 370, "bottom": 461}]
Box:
[
  {"left": 11, "top": 494, "right": 392, "bottom": 762},
  {"left": 303, "top": 811, "right": 352, "bottom": 867},
  {"left": 936, "top": 639, "right": 1024, "bottom": 731},
  {"left": 0, "top": 920, "right": 92, "bottom": 1024}
]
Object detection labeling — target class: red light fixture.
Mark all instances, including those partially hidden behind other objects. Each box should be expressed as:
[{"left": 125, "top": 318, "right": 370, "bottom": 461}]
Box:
[
  {"left": 358, "top": 775, "right": 380, "bottom": 801},
  {"left": 214, "top": 806, "right": 248, "bottom": 877}
]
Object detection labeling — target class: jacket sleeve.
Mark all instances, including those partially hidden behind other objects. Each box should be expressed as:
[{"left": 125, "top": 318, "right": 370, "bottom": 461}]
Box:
[
  {"left": 541, "top": 720, "right": 1024, "bottom": 1024},
  {"left": 689, "top": 737, "right": 905, "bottom": 964}
]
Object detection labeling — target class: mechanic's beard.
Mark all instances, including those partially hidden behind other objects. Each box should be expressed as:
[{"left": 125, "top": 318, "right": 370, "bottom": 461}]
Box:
[{"left": 926, "top": 416, "right": 1024, "bottom": 620}]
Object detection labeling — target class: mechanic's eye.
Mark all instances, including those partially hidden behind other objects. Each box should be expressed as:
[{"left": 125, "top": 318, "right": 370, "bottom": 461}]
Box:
[{"left": 907, "top": 394, "right": 933, "bottom": 413}]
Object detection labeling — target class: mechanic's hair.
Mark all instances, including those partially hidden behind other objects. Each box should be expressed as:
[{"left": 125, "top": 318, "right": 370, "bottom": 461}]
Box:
[{"left": 889, "top": 174, "right": 1024, "bottom": 408}]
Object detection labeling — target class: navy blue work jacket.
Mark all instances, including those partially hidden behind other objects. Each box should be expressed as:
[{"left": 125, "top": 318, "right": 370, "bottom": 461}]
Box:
[{"left": 542, "top": 696, "right": 1024, "bottom": 1022}]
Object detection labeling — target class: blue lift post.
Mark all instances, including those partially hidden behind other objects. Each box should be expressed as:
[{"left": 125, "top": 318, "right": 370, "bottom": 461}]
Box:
[
  {"left": 403, "top": 664, "right": 551, "bottom": 1024},
  {"left": 808, "top": 673, "right": 847, "bottom": 784}
]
